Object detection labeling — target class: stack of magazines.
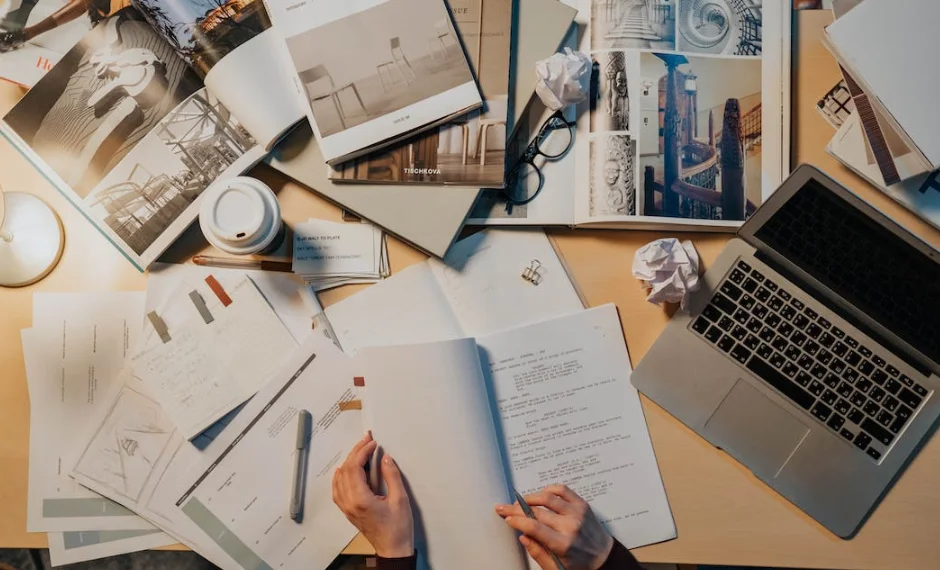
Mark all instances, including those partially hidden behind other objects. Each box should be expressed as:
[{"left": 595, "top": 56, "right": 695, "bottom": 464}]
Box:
[{"left": 822, "top": 0, "right": 939, "bottom": 229}]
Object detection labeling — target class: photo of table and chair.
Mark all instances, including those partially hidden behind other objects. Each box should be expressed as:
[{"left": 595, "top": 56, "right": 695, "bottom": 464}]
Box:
[{"left": 286, "top": 0, "right": 475, "bottom": 138}]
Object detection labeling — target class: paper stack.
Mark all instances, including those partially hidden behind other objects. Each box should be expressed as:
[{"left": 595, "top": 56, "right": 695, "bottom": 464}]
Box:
[
  {"left": 292, "top": 219, "right": 390, "bottom": 292},
  {"left": 819, "top": 0, "right": 940, "bottom": 230},
  {"left": 20, "top": 268, "right": 318, "bottom": 566}
]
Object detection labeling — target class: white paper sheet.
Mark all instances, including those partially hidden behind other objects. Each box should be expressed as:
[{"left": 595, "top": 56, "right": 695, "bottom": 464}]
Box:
[
  {"left": 478, "top": 305, "right": 676, "bottom": 549},
  {"left": 293, "top": 219, "right": 382, "bottom": 276},
  {"left": 147, "top": 262, "right": 315, "bottom": 343},
  {"left": 358, "top": 339, "right": 527, "bottom": 570},
  {"left": 326, "top": 229, "right": 584, "bottom": 351},
  {"left": 176, "top": 336, "right": 362, "bottom": 570},
  {"left": 48, "top": 529, "right": 175, "bottom": 567},
  {"left": 24, "top": 292, "right": 158, "bottom": 532},
  {"left": 132, "top": 277, "right": 297, "bottom": 439}
]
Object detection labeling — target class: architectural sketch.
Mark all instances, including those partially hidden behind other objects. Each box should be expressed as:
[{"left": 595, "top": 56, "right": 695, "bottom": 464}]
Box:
[
  {"left": 677, "top": 0, "right": 762, "bottom": 56},
  {"left": 639, "top": 53, "right": 761, "bottom": 221},
  {"left": 592, "top": 51, "right": 632, "bottom": 133},
  {"left": 590, "top": 134, "right": 637, "bottom": 216},
  {"left": 73, "top": 386, "right": 176, "bottom": 503},
  {"left": 591, "top": 0, "right": 676, "bottom": 51}
]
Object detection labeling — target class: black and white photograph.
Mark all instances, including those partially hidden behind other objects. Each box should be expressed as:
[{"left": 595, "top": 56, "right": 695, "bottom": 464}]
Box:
[
  {"left": 591, "top": 0, "right": 676, "bottom": 51},
  {"left": 677, "top": 0, "right": 762, "bottom": 56},
  {"left": 816, "top": 79, "right": 854, "bottom": 129},
  {"left": 591, "top": 50, "right": 639, "bottom": 133},
  {"left": 285, "top": 0, "right": 476, "bottom": 138},
  {"left": 133, "top": 0, "right": 272, "bottom": 76},
  {"left": 638, "top": 52, "right": 762, "bottom": 221},
  {"left": 590, "top": 133, "right": 637, "bottom": 216},
  {"left": 83, "top": 87, "right": 261, "bottom": 255},
  {"left": 3, "top": 7, "right": 202, "bottom": 196}
]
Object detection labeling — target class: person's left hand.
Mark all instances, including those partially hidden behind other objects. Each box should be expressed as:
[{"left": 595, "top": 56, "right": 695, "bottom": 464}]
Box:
[{"left": 332, "top": 432, "right": 414, "bottom": 558}]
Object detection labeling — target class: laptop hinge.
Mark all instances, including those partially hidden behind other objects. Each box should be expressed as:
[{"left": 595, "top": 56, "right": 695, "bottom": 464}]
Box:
[{"left": 753, "top": 250, "right": 932, "bottom": 377}]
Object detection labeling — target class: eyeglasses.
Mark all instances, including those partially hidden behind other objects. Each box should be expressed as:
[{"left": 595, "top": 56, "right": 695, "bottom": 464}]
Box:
[{"left": 501, "top": 110, "right": 576, "bottom": 212}]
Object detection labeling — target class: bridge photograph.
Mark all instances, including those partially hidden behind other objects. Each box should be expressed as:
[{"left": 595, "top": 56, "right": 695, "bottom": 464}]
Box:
[{"left": 638, "top": 52, "right": 762, "bottom": 221}]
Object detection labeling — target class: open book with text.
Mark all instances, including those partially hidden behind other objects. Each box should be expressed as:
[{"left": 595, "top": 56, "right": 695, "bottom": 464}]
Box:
[{"left": 0, "top": 0, "right": 306, "bottom": 270}]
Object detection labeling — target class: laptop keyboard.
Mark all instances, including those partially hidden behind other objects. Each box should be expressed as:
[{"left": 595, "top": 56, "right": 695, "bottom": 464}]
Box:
[{"left": 690, "top": 260, "right": 931, "bottom": 462}]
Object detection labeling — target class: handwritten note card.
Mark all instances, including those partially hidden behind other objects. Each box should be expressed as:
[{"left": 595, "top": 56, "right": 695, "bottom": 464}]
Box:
[{"left": 131, "top": 277, "right": 297, "bottom": 440}]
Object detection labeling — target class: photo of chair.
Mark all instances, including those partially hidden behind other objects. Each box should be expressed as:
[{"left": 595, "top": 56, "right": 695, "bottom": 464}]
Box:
[
  {"left": 473, "top": 118, "right": 506, "bottom": 166},
  {"left": 377, "top": 37, "right": 417, "bottom": 92},
  {"left": 299, "top": 64, "right": 367, "bottom": 130},
  {"left": 428, "top": 19, "right": 459, "bottom": 60}
]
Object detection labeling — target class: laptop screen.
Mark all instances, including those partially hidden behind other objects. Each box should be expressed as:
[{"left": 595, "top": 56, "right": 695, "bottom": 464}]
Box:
[{"left": 754, "top": 180, "right": 940, "bottom": 365}]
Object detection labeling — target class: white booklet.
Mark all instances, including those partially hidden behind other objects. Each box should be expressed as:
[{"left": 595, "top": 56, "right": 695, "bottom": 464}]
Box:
[
  {"left": 262, "top": 0, "right": 482, "bottom": 165},
  {"left": 1, "top": 0, "right": 305, "bottom": 270}
]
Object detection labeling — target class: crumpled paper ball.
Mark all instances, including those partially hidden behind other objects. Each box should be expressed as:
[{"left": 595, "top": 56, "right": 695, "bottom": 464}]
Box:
[
  {"left": 534, "top": 48, "right": 591, "bottom": 111},
  {"left": 632, "top": 238, "right": 701, "bottom": 310}
]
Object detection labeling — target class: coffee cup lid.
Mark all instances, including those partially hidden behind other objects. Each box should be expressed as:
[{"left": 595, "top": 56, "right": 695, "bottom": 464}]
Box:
[{"left": 199, "top": 177, "right": 281, "bottom": 255}]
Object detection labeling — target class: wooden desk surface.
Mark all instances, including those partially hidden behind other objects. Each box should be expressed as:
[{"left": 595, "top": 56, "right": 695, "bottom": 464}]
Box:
[{"left": 2, "top": 11, "right": 939, "bottom": 569}]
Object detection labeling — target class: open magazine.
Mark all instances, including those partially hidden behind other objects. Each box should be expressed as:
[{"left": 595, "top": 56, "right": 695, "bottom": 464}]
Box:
[
  {"left": 470, "top": 0, "right": 791, "bottom": 231},
  {"left": 0, "top": 0, "right": 93, "bottom": 87},
  {"left": 0, "top": 0, "right": 305, "bottom": 270}
]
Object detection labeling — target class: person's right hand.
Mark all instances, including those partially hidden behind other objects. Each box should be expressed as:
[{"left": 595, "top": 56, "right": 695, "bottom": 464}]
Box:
[
  {"left": 495, "top": 485, "right": 614, "bottom": 570},
  {"left": 332, "top": 432, "right": 414, "bottom": 559},
  {"left": 0, "top": 30, "right": 26, "bottom": 53}
]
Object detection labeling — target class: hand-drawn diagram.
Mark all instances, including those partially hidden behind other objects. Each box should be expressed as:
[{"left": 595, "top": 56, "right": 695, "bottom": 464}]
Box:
[{"left": 73, "top": 385, "right": 176, "bottom": 502}]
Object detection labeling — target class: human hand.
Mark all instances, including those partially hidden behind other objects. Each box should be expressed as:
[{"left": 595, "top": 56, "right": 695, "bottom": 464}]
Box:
[
  {"left": 496, "top": 485, "right": 614, "bottom": 570},
  {"left": 332, "top": 432, "right": 414, "bottom": 558},
  {"left": 0, "top": 30, "right": 26, "bottom": 53}
]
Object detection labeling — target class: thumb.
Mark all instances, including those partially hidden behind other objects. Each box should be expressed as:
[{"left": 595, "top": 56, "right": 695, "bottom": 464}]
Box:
[
  {"left": 519, "top": 535, "right": 555, "bottom": 570},
  {"left": 381, "top": 454, "right": 407, "bottom": 503}
]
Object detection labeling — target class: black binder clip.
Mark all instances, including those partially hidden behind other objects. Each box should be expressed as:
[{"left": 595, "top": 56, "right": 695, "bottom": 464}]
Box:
[{"left": 521, "top": 259, "right": 543, "bottom": 285}]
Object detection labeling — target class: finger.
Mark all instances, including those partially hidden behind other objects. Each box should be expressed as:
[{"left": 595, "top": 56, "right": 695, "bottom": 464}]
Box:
[
  {"left": 350, "top": 440, "right": 377, "bottom": 470},
  {"left": 381, "top": 454, "right": 407, "bottom": 504},
  {"left": 544, "top": 484, "right": 583, "bottom": 505},
  {"left": 524, "top": 490, "right": 576, "bottom": 516},
  {"left": 496, "top": 503, "right": 566, "bottom": 531},
  {"left": 344, "top": 432, "right": 374, "bottom": 465},
  {"left": 503, "top": 516, "right": 566, "bottom": 553},
  {"left": 519, "top": 535, "right": 557, "bottom": 570}
]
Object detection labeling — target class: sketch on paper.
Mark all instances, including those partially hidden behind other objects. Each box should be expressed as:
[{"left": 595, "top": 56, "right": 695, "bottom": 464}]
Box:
[
  {"left": 590, "top": 133, "right": 636, "bottom": 216},
  {"left": 73, "top": 386, "right": 176, "bottom": 503}
]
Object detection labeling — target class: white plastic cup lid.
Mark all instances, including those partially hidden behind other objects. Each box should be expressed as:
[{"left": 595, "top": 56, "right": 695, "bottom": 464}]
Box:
[{"left": 199, "top": 177, "right": 281, "bottom": 255}]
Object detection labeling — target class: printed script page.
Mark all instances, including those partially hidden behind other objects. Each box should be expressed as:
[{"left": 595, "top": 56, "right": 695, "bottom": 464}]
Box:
[
  {"left": 478, "top": 304, "right": 677, "bottom": 549},
  {"left": 357, "top": 339, "right": 528, "bottom": 570}
]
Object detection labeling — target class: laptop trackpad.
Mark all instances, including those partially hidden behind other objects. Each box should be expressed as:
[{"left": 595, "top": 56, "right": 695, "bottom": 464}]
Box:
[{"left": 703, "top": 379, "right": 810, "bottom": 478}]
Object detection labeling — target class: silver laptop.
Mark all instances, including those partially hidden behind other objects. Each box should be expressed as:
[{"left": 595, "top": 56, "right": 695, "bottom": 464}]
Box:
[{"left": 632, "top": 165, "right": 940, "bottom": 538}]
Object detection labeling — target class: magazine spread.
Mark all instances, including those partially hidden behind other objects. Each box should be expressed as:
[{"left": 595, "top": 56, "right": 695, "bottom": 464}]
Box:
[
  {"left": 0, "top": 0, "right": 92, "bottom": 87},
  {"left": 263, "top": 0, "right": 483, "bottom": 165},
  {"left": 0, "top": 0, "right": 304, "bottom": 270},
  {"left": 328, "top": 0, "right": 512, "bottom": 186},
  {"left": 469, "top": 0, "right": 790, "bottom": 230}
]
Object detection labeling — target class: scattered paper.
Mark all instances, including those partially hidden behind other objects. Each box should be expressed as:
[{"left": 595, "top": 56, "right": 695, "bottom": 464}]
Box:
[
  {"left": 292, "top": 218, "right": 389, "bottom": 291},
  {"left": 131, "top": 276, "right": 297, "bottom": 440},
  {"left": 534, "top": 48, "right": 591, "bottom": 111},
  {"left": 632, "top": 238, "right": 700, "bottom": 310},
  {"left": 48, "top": 529, "right": 175, "bottom": 567},
  {"left": 23, "top": 293, "right": 160, "bottom": 533}
]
